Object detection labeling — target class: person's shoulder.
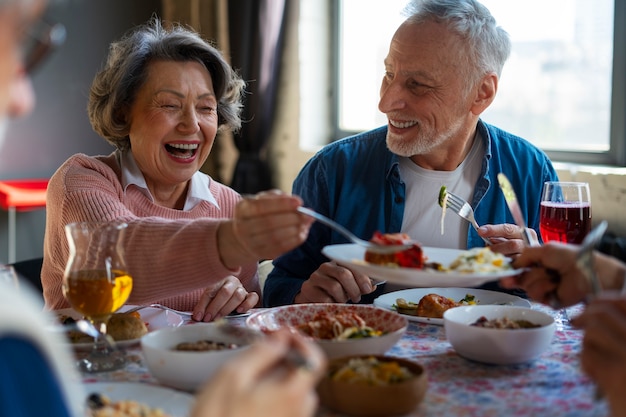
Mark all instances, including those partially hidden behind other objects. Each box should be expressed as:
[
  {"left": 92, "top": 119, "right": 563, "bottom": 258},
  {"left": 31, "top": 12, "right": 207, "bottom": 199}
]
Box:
[
  {"left": 57, "top": 152, "right": 116, "bottom": 169},
  {"left": 51, "top": 152, "right": 120, "bottom": 186},
  {"left": 483, "top": 121, "right": 548, "bottom": 157}
]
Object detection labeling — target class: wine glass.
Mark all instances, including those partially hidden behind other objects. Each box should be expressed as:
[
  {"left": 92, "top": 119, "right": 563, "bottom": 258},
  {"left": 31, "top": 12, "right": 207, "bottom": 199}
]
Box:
[
  {"left": 540, "top": 181, "right": 591, "bottom": 244},
  {"left": 62, "top": 221, "right": 133, "bottom": 372},
  {"left": 539, "top": 181, "right": 591, "bottom": 329}
]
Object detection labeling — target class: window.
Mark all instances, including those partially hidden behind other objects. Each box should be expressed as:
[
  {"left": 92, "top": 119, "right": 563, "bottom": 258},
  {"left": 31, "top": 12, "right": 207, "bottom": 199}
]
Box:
[{"left": 334, "top": 0, "right": 625, "bottom": 166}]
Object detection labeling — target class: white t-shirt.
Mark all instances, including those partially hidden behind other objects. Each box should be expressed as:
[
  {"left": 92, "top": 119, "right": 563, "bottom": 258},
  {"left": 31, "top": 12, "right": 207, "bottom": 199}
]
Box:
[{"left": 398, "top": 133, "right": 485, "bottom": 249}]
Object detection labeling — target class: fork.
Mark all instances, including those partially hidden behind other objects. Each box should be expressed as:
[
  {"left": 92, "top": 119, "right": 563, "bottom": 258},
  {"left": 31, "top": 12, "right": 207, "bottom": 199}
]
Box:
[
  {"left": 297, "top": 206, "right": 413, "bottom": 254},
  {"left": 443, "top": 191, "right": 492, "bottom": 245},
  {"left": 124, "top": 303, "right": 192, "bottom": 317},
  {"left": 123, "top": 303, "right": 251, "bottom": 319}
]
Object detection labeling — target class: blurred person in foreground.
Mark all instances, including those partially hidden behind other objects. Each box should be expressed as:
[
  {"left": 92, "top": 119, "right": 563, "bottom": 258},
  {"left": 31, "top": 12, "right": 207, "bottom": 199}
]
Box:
[
  {"left": 502, "top": 243, "right": 626, "bottom": 417},
  {"left": 264, "top": 0, "right": 558, "bottom": 307},
  {"left": 0, "top": 2, "right": 325, "bottom": 417},
  {"left": 41, "top": 17, "right": 313, "bottom": 321}
]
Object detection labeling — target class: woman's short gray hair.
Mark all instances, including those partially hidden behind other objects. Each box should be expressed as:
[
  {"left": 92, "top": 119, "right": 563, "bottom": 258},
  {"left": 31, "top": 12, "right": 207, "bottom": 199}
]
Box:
[
  {"left": 88, "top": 17, "right": 245, "bottom": 151},
  {"left": 403, "top": 0, "right": 511, "bottom": 81}
]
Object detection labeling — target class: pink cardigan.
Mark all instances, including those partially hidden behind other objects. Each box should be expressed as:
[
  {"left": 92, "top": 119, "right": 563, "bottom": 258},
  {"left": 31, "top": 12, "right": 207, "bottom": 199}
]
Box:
[{"left": 42, "top": 153, "right": 259, "bottom": 311}]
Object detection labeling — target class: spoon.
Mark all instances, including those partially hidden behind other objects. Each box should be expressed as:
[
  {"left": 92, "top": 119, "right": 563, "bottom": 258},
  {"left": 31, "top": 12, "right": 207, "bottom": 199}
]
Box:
[
  {"left": 63, "top": 319, "right": 117, "bottom": 350},
  {"left": 297, "top": 207, "right": 413, "bottom": 254}
]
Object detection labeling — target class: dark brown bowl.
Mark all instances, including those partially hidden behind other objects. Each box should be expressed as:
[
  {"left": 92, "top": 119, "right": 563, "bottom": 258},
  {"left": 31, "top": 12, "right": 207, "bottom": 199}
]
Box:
[{"left": 317, "top": 355, "right": 428, "bottom": 417}]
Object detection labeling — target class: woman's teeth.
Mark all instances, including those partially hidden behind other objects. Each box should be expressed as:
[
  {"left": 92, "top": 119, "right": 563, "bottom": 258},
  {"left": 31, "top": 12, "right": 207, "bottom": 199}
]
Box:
[{"left": 165, "top": 143, "right": 198, "bottom": 158}]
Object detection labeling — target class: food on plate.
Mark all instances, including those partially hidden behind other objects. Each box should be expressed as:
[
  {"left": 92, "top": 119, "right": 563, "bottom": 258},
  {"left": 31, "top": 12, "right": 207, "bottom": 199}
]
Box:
[
  {"left": 330, "top": 356, "right": 414, "bottom": 385},
  {"left": 107, "top": 312, "right": 149, "bottom": 340},
  {"left": 445, "top": 247, "right": 511, "bottom": 273},
  {"left": 364, "top": 231, "right": 425, "bottom": 269},
  {"left": 86, "top": 392, "right": 172, "bottom": 417},
  {"left": 174, "top": 339, "right": 240, "bottom": 352},
  {"left": 471, "top": 316, "right": 541, "bottom": 329},
  {"left": 395, "top": 293, "right": 477, "bottom": 318},
  {"left": 297, "top": 311, "right": 383, "bottom": 340},
  {"left": 58, "top": 311, "right": 148, "bottom": 343}
]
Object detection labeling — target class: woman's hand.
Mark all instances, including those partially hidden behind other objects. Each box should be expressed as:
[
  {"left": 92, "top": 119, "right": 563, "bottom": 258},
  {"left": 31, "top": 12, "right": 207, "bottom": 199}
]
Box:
[
  {"left": 500, "top": 242, "right": 626, "bottom": 307},
  {"left": 571, "top": 295, "right": 626, "bottom": 416},
  {"left": 191, "top": 275, "right": 259, "bottom": 322},
  {"left": 217, "top": 190, "right": 314, "bottom": 269},
  {"left": 192, "top": 328, "right": 326, "bottom": 417}
]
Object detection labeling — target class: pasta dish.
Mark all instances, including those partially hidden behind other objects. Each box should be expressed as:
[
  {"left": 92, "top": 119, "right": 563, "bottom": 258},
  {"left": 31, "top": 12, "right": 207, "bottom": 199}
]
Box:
[{"left": 297, "top": 311, "right": 382, "bottom": 340}]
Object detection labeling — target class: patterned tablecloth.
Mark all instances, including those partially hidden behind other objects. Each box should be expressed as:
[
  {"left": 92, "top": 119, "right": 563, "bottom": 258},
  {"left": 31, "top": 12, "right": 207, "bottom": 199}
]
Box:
[{"left": 82, "top": 303, "right": 610, "bottom": 417}]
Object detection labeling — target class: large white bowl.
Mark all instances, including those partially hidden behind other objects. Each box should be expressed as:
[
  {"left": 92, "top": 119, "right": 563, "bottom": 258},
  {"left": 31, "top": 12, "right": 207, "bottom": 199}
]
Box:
[
  {"left": 443, "top": 305, "right": 555, "bottom": 365},
  {"left": 246, "top": 303, "right": 407, "bottom": 359},
  {"left": 141, "top": 323, "right": 250, "bottom": 392}
]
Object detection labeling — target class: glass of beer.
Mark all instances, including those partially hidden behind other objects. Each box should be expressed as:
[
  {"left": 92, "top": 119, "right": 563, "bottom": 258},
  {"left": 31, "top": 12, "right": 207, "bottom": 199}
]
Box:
[
  {"left": 540, "top": 181, "right": 591, "bottom": 244},
  {"left": 62, "top": 221, "right": 133, "bottom": 372}
]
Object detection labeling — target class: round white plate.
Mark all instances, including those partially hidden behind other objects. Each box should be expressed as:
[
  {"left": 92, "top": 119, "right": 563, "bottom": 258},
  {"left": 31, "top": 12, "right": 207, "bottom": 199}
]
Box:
[
  {"left": 373, "top": 287, "right": 531, "bottom": 325},
  {"left": 322, "top": 244, "right": 522, "bottom": 287},
  {"left": 55, "top": 305, "right": 186, "bottom": 350},
  {"left": 84, "top": 382, "right": 194, "bottom": 417}
]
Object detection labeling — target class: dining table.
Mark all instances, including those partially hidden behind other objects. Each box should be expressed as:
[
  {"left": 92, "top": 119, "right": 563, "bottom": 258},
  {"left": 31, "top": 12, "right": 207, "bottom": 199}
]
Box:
[{"left": 79, "top": 302, "right": 609, "bottom": 417}]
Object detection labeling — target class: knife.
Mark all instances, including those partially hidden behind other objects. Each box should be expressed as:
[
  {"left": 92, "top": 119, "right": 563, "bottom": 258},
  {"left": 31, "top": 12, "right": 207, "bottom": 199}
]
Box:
[{"left": 497, "top": 173, "right": 539, "bottom": 246}]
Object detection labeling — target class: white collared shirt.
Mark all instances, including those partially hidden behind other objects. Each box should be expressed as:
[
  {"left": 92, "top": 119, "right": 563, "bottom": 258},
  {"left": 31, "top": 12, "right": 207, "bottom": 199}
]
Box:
[{"left": 118, "top": 150, "right": 219, "bottom": 211}]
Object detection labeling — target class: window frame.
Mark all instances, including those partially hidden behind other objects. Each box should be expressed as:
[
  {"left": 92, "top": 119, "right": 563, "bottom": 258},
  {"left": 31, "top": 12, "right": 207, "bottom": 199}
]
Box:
[{"left": 331, "top": 0, "right": 626, "bottom": 167}]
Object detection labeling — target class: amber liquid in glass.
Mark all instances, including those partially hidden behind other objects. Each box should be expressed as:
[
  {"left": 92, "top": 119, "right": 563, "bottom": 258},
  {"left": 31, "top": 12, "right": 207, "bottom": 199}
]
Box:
[
  {"left": 63, "top": 269, "right": 133, "bottom": 320},
  {"left": 539, "top": 202, "right": 592, "bottom": 244}
]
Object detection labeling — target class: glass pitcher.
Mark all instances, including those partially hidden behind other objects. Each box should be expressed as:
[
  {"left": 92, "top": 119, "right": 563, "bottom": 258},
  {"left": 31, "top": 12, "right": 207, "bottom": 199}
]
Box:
[{"left": 62, "top": 221, "right": 133, "bottom": 372}]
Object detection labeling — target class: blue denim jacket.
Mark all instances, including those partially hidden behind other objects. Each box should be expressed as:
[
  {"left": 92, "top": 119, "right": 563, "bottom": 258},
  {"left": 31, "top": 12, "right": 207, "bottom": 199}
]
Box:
[{"left": 263, "top": 120, "right": 559, "bottom": 306}]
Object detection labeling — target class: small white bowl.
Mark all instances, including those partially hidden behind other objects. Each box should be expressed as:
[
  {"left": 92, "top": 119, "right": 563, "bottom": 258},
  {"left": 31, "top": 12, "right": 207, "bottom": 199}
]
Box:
[
  {"left": 141, "top": 323, "right": 249, "bottom": 391},
  {"left": 443, "top": 305, "right": 555, "bottom": 365},
  {"left": 246, "top": 303, "right": 407, "bottom": 359}
]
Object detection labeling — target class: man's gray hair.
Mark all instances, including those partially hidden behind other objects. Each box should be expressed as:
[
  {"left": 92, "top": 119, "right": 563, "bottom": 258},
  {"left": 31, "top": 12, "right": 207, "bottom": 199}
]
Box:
[{"left": 403, "top": 0, "right": 511, "bottom": 79}]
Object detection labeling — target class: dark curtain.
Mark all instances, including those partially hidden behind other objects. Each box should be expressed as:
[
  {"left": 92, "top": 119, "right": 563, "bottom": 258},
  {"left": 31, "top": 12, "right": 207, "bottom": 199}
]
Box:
[{"left": 228, "top": 0, "right": 288, "bottom": 194}]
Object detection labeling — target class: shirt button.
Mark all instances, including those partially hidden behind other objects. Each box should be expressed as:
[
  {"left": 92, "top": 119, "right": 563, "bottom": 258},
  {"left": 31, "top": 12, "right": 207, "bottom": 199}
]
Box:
[{"left": 395, "top": 196, "right": 404, "bottom": 203}]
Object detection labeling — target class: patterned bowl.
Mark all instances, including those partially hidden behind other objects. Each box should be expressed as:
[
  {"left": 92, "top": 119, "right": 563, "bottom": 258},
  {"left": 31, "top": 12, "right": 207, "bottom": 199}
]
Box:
[{"left": 246, "top": 303, "right": 407, "bottom": 359}]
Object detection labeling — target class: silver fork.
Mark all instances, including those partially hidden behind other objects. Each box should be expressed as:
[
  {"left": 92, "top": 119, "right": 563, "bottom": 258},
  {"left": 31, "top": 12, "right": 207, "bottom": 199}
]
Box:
[
  {"left": 297, "top": 206, "right": 413, "bottom": 254},
  {"left": 123, "top": 303, "right": 250, "bottom": 319},
  {"left": 124, "top": 303, "right": 192, "bottom": 317},
  {"left": 443, "top": 191, "right": 492, "bottom": 245}
]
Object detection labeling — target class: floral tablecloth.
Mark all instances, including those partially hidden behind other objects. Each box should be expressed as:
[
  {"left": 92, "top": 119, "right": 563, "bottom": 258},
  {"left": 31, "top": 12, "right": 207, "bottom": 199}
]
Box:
[{"left": 82, "top": 303, "right": 610, "bottom": 417}]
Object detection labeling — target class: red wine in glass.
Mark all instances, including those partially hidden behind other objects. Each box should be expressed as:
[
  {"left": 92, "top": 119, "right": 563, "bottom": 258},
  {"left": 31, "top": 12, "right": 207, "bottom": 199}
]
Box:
[{"left": 539, "top": 202, "right": 592, "bottom": 244}]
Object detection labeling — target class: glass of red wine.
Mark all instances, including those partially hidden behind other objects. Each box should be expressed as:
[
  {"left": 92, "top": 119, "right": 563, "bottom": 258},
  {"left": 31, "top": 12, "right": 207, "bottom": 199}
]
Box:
[
  {"left": 539, "top": 181, "right": 591, "bottom": 330},
  {"left": 540, "top": 181, "right": 591, "bottom": 244}
]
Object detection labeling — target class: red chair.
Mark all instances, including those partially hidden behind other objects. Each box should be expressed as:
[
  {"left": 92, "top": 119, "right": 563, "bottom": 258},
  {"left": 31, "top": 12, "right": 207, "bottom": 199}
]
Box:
[{"left": 0, "top": 179, "right": 48, "bottom": 263}]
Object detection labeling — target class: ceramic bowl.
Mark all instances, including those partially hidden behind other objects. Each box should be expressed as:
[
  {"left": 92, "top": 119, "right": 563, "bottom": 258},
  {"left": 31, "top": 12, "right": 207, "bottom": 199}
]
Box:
[
  {"left": 443, "top": 305, "right": 555, "bottom": 365},
  {"left": 317, "top": 355, "right": 428, "bottom": 416},
  {"left": 141, "top": 323, "right": 250, "bottom": 391},
  {"left": 246, "top": 303, "right": 407, "bottom": 359}
]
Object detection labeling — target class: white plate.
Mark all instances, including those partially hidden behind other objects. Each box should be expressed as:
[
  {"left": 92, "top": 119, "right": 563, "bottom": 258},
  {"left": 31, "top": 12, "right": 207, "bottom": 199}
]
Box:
[
  {"left": 322, "top": 244, "right": 522, "bottom": 287},
  {"left": 373, "top": 287, "right": 531, "bottom": 325},
  {"left": 84, "top": 382, "right": 194, "bottom": 417},
  {"left": 55, "top": 305, "right": 185, "bottom": 350}
]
